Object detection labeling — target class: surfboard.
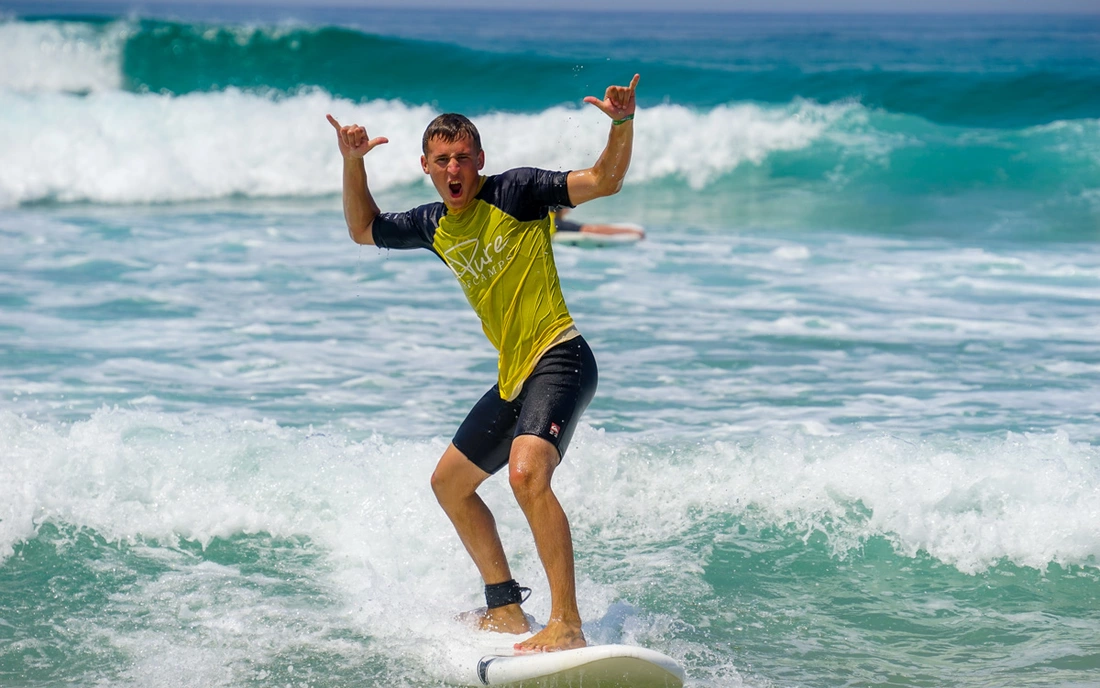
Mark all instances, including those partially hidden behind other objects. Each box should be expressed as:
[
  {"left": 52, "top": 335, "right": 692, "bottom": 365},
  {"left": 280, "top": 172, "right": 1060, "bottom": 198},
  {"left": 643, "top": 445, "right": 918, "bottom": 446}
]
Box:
[
  {"left": 469, "top": 643, "right": 685, "bottom": 687},
  {"left": 552, "top": 223, "right": 645, "bottom": 248}
]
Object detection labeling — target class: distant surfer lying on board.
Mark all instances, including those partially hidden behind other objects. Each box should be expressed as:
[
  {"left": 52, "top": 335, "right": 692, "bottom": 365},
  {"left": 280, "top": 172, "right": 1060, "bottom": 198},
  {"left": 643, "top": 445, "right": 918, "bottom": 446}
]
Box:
[
  {"left": 552, "top": 206, "right": 645, "bottom": 240},
  {"left": 327, "top": 73, "right": 639, "bottom": 653}
]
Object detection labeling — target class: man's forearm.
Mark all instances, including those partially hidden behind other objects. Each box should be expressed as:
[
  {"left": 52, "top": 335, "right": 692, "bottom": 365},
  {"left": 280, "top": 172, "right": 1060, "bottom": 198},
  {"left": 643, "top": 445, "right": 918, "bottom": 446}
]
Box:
[
  {"left": 590, "top": 120, "right": 634, "bottom": 197},
  {"left": 343, "top": 156, "right": 380, "bottom": 245},
  {"left": 565, "top": 118, "right": 635, "bottom": 206}
]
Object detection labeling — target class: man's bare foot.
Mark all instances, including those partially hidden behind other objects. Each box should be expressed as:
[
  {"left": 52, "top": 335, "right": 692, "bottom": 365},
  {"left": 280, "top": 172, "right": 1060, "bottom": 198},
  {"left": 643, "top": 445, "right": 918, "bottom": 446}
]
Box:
[
  {"left": 456, "top": 604, "right": 531, "bottom": 634},
  {"left": 481, "top": 603, "right": 532, "bottom": 634},
  {"left": 513, "top": 619, "right": 586, "bottom": 653}
]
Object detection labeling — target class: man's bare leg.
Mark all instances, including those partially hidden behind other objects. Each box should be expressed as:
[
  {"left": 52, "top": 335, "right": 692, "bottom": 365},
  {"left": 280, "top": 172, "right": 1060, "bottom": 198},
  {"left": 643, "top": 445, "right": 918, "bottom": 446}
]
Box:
[
  {"left": 431, "top": 443, "right": 530, "bottom": 634},
  {"left": 508, "top": 434, "right": 586, "bottom": 652}
]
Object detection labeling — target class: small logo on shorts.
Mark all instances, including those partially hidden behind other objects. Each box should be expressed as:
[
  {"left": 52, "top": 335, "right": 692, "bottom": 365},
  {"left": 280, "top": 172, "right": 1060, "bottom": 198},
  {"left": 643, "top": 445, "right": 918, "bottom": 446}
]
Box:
[{"left": 549, "top": 422, "right": 561, "bottom": 438}]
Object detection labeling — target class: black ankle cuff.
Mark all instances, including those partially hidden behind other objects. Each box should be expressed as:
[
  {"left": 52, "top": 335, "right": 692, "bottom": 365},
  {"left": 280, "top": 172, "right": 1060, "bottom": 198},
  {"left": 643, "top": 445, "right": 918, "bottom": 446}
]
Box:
[{"left": 484, "top": 579, "right": 531, "bottom": 609}]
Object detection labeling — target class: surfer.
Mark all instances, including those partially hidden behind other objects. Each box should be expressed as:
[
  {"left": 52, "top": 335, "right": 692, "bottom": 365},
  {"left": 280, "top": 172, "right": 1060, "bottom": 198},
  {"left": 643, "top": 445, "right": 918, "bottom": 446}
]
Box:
[
  {"left": 552, "top": 207, "right": 645, "bottom": 240},
  {"left": 327, "top": 74, "right": 639, "bottom": 653}
]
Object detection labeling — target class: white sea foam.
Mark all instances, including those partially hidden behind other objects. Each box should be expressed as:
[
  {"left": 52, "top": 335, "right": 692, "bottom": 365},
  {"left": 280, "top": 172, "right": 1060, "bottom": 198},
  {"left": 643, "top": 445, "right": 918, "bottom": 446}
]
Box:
[
  {"left": 4, "top": 409, "right": 1097, "bottom": 581},
  {"left": 2, "top": 408, "right": 1095, "bottom": 686},
  {"left": 0, "top": 409, "right": 699, "bottom": 685},
  {"left": 0, "top": 87, "right": 854, "bottom": 208},
  {"left": 0, "top": 88, "right": 427, "bottom": 207},
  {"left": 590, "top": 430, "right": 1100, "bottom": 576},
  {"left": 0, "top": 19, "right": 129, "bottom": 93}
]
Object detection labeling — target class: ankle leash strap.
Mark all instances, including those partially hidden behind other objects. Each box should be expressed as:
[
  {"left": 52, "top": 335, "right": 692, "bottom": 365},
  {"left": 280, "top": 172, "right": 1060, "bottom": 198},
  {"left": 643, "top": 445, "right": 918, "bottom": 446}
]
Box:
[{"left": 484, "top": 579, "right": 531, "bottom": 609}]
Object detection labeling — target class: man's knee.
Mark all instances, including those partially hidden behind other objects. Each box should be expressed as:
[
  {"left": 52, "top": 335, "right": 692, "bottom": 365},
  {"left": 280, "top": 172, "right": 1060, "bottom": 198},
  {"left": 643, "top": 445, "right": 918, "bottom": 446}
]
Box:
[
  {"left": 507, "top": 461, "right": 535, "bottom": 499},
  {"left": 432, "top": 446, "right": 480, "bottom": 505},
  {"left": 429, "top": 449, "right": 464, "bottom": 501},
  {"left": 432, "top": 465, "right": 474, "bottom": 507},
  {"left": 508, "top": 436, "right": 557, "bottom": 501},
  {"left": 430, "top": 465, "right": 450, "bottom": 502}
]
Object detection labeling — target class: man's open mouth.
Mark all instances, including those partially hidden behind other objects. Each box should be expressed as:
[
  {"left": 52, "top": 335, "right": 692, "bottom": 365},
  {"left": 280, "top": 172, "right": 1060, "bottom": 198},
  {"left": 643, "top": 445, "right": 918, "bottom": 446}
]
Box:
[{"left": 448, "top": 181, "right": 462, "bottom": 198}]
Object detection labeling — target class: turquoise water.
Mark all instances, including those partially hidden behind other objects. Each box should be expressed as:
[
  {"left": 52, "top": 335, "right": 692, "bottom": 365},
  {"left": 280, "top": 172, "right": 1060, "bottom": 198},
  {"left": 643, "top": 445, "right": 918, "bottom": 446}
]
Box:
[{"left": 2, "top": 3, "right": 1100, "bottom": 687}]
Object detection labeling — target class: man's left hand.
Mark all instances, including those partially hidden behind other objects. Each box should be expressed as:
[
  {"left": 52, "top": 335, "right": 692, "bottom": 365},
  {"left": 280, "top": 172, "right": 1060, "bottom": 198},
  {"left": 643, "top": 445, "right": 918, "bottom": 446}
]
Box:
[{"left": 584, "top": 74, "right": 640, "bottom": 122}]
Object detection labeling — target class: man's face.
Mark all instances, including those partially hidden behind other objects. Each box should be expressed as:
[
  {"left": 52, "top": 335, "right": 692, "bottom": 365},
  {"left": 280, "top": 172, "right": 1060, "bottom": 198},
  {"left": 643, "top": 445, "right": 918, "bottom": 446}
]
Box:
[{"left": 421, "top": 135, "right": 485, "bottom": 211}]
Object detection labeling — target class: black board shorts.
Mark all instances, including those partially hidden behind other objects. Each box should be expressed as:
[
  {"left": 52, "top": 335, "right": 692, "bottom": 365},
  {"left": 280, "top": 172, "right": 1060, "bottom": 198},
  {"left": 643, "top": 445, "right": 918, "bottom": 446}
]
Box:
[{"left": 452, "top": 335, "right": 598, "bottom": 475}]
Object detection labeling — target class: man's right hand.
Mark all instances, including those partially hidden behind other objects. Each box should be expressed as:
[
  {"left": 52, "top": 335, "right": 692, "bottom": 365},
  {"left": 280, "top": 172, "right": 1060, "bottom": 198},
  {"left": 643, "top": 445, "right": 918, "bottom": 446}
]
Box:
[{"left": 327, "top": 114, "right": 388, "bottom": 159}]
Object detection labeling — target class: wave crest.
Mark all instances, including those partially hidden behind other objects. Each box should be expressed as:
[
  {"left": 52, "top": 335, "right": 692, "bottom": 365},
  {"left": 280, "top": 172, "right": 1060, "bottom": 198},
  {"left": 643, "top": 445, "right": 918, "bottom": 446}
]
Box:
[{"left": 3, "top": 85, "right": 1099, "bottom": 211}]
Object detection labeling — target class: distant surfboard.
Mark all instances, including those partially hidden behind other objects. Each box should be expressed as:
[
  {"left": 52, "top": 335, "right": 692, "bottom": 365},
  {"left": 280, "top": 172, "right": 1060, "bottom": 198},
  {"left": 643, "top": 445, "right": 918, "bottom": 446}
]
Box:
[
  {"left": 465, "top": 643, "right": 685, "bottom": 687},
  {"left": 552, "top": 223, "right": 645, "bottom": 248}
]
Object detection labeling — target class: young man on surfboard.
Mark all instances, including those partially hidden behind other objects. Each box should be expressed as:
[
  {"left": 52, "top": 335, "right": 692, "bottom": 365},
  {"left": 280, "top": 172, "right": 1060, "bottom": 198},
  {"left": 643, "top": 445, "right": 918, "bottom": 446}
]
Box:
[{"left": 327, "top": 74, "right": 639, "bottom": 653}]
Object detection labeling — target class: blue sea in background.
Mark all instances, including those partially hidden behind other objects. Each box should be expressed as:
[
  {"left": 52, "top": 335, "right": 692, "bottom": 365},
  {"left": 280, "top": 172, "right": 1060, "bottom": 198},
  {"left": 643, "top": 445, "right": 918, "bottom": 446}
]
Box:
[{"left": 2, "top": 2, "right": 1099, "bottom": 686}]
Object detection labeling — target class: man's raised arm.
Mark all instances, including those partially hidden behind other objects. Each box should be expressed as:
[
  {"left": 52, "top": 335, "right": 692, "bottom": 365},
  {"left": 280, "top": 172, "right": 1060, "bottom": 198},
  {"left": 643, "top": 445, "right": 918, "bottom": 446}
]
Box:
[
  {"left": 566, "top": 74, "right": 639, "bottom": 207},
  {"left": 327, "top": 114, "right": 389, "bottom": 245}
]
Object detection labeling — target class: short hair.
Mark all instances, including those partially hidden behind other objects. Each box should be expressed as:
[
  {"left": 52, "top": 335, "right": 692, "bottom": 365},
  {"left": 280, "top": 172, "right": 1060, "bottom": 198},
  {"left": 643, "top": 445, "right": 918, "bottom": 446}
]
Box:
[{"left": 422, "top": 113, "right": 482, "bottom": 155}]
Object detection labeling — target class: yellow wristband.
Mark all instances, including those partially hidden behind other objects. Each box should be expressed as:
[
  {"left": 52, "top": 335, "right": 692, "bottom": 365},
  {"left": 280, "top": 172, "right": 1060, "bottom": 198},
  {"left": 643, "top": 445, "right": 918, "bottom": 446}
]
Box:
[{"left": 612, "top": 113, "right": 635, "bottom": 126}]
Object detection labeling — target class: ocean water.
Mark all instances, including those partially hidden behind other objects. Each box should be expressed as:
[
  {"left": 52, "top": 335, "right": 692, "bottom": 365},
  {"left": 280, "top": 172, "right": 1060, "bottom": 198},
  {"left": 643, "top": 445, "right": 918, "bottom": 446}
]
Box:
[{"left": 2, "top": 2, "right": 1100, "bottom": 686}]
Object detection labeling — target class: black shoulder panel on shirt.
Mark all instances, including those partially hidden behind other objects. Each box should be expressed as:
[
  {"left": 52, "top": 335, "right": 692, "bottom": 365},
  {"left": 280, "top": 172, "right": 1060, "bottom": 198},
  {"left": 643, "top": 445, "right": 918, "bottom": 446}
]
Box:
[
  {"left": 372, "top": 202, "right": 447, "bottom": 254},
  {"left": 478, "top": 168, "right": 573, "bottom": 223}
]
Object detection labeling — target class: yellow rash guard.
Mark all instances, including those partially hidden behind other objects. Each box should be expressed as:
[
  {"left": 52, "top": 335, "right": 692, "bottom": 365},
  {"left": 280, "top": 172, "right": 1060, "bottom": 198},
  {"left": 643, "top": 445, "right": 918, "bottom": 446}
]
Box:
[{"left": 371, "top": 167, "right": 576, "bottom": 401}]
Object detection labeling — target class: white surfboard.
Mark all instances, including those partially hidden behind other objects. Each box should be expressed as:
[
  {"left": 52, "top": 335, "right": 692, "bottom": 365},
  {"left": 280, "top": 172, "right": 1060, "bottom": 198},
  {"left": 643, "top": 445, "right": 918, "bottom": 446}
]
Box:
[{"left": 470, "top": 643, "right": 685, "bottom": 687}]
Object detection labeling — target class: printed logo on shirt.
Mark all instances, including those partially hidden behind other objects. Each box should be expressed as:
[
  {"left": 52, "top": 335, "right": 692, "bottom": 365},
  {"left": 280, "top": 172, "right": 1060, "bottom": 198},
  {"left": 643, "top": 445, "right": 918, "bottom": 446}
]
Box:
[
  {"left": 549, "top": 422, "right": 561, "bottom": 438},
  {"left": 442, "top": 234, "right": 511, "bottom": 289}
]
